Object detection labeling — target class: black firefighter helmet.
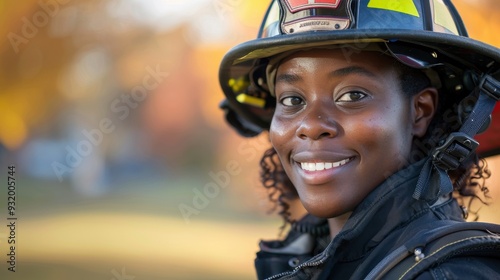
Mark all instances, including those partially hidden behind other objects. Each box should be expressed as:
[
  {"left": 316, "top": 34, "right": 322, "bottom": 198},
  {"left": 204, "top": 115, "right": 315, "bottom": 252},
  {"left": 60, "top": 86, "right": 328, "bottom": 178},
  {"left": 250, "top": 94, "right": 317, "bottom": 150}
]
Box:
[{"left": 219, "top": 0, "right": 500, "bottom": 160}]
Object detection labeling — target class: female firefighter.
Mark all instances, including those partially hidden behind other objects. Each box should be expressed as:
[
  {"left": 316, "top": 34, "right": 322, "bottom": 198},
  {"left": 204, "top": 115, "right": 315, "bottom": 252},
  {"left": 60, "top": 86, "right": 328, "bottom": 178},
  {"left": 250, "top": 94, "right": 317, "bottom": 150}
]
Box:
[{"left": 219, "top": 0, "right": 500, "bottom": 279}]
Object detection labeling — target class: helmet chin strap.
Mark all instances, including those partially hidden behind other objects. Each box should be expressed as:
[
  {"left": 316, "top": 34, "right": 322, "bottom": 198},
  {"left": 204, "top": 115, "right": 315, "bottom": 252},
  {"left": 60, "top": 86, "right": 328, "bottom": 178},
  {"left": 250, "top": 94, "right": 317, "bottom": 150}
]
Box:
[{"left": 414, "top": 74, "right": 500, "bottom": 203}]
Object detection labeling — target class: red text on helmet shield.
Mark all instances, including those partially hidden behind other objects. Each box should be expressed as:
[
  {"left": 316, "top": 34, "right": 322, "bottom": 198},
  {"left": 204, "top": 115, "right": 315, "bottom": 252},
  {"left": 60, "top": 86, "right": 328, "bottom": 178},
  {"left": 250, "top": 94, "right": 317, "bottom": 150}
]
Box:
[{"left": 284, "top": 0, "right": 342, "bottom": 13}]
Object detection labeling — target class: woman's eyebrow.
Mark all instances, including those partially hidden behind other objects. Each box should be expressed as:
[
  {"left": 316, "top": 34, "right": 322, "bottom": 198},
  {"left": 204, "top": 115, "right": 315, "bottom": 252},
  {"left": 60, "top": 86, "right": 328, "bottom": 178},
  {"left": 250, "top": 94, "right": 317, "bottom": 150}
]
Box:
[
  {"left": 330, "top": 66, "right": 377, "bottom": 78},
  {"left": 275, "top": 73, "right": 302, "bottom": 84},
  {"left": 276, "top": 66, "right": 377, "bottom": 85}
]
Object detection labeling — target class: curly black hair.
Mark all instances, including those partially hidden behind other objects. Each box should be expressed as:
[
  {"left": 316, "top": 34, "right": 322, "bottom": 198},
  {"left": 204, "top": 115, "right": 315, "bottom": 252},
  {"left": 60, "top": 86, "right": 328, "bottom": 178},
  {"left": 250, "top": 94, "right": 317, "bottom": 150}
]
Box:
[{"left": 259, "top": 60, "right": 492, "bottom": 227}]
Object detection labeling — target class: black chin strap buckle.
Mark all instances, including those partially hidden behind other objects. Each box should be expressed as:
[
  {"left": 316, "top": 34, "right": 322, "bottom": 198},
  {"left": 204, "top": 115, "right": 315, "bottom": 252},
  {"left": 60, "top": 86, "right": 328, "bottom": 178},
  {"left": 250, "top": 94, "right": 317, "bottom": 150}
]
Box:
[
  {"left": 480, "top": 75, "right": 500, "bottom": 101},
  {"left": 432, "top": 74, "right": 499, "bottom": 171},
  {"left": 432, "top": 132, "right": 479, "bottom": 171}
]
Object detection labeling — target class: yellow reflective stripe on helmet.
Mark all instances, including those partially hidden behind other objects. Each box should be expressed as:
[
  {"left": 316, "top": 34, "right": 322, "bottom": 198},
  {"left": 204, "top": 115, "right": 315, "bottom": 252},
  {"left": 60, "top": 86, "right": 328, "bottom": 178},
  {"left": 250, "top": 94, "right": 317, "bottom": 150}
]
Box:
[
  {"left": 367, "top": 0, "right": 419, "bottom": 17},
  {"left": 432, "top": 0, "right": 458, "bottom": 34},
  {"left": 236, "top": 94, "right": 266, "bottom": 108}
]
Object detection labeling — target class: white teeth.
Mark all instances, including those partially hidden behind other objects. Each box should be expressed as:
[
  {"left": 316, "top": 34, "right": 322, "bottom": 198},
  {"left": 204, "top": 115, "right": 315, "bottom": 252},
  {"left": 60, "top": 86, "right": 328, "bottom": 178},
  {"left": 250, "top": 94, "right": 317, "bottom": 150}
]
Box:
[
  {"left": 300, "top": 158, "right": 352, "bottom": 172},
  {"left": 308, "top": 163, "right": 315, "bottom": 170},
  {"left": 316, "top": 162, "right": 325, "bottom": 171}
]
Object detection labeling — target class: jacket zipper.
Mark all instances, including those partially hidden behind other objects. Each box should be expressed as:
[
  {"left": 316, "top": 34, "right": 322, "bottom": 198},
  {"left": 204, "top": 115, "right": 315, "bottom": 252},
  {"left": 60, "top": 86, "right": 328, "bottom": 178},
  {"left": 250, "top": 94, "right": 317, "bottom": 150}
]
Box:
[
  {"left": 264, "top": 231, "right": 349, "bottom": 280},
  {"left": 264, "top": 222, "right": 360, "bottom": 280},
  {"left": 264, "top": 257, "right": 328, "bottom": 280}
]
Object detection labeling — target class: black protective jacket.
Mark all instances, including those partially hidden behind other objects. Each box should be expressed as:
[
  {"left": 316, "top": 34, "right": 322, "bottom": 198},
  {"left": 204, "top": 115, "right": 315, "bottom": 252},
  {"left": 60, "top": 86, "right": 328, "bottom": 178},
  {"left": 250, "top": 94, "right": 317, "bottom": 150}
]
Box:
[{"left": 255, "top": 160, "right": 500, "bottom": 279}]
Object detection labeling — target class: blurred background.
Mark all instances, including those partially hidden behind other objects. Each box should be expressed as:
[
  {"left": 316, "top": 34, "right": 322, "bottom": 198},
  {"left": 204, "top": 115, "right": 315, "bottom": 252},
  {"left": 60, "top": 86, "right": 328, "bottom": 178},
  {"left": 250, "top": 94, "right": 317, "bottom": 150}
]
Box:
[{"left": 0, "top": 0, "right": 499, "bottom": 279}]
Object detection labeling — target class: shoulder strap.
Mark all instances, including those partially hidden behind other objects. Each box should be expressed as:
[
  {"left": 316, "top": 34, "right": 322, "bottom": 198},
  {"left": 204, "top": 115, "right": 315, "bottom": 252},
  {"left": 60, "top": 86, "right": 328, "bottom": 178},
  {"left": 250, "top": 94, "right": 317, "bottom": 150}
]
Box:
[{"left": 365, "top": 221, "right": 500, "bottom": 280}]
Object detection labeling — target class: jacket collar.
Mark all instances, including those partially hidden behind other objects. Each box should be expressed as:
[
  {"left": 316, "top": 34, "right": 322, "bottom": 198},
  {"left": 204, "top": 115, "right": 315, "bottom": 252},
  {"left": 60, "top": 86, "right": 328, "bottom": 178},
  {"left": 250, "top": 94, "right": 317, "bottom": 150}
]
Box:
[{"left": 323, "top": 159, "right": 434, "bottom": 261}]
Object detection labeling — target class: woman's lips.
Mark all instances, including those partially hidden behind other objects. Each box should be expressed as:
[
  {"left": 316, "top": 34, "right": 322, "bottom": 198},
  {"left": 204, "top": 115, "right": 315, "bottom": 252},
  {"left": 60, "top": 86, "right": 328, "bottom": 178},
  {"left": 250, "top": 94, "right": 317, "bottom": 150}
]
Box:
[{"left": 292, "top": 156, "right": 356, "bottom": 185}]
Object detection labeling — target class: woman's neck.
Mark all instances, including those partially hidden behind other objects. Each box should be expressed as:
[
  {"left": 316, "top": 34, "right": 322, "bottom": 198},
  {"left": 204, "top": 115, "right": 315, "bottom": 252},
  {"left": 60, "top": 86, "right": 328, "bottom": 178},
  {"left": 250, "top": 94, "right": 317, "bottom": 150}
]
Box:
[{"left": 328, "top": 212, "right": 352, "bottom": 238}]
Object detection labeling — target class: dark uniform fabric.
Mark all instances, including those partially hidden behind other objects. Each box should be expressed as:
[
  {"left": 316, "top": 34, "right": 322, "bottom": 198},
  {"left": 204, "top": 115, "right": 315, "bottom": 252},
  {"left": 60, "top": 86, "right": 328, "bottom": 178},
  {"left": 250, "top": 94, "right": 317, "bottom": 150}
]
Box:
[{"left": 256, "top": 160, "right": 500, "bottom": 279}]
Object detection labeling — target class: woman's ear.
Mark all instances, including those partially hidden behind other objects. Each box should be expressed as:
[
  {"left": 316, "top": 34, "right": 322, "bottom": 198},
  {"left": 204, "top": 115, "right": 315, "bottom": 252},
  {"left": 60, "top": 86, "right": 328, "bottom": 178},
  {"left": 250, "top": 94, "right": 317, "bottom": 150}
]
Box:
[{"left": 412, "top": 87, "right": 438, "bottom": 138}]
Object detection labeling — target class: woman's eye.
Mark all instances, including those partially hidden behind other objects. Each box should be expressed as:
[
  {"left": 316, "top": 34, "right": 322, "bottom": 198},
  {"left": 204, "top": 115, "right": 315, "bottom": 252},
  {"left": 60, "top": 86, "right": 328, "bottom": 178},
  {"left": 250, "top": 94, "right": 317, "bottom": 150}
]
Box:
[
  {"left": 336, "top": 91, "right": 367, "bottom": 102},
  {"left": 281, "top": 96, "right": 304, "bottom": 106}
]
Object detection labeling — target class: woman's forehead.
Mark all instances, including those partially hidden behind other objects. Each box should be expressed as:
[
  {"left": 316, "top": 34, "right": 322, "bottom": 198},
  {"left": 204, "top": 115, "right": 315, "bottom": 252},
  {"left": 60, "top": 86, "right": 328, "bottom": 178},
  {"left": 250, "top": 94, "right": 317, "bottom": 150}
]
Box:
[{"left": 276, "top": 48, "right": 396, "bottom": 73}]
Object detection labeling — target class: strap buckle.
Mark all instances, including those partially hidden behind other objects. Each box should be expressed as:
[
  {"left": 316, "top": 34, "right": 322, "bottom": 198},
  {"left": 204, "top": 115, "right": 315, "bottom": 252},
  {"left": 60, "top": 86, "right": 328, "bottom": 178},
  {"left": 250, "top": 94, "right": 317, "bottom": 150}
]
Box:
[
  {"left": 433, "top": 132, "right": 479, "bottom": 170},
  {"left": 480, "top": 75, "right": 500, "bottom": 101}
]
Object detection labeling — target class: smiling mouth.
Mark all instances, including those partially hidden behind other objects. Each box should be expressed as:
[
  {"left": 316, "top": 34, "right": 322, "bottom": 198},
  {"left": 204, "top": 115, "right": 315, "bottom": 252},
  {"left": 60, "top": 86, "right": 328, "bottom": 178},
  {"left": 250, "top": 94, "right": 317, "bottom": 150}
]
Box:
[{"left": 299, "top": 157, "right": 354, "bottom": 172}]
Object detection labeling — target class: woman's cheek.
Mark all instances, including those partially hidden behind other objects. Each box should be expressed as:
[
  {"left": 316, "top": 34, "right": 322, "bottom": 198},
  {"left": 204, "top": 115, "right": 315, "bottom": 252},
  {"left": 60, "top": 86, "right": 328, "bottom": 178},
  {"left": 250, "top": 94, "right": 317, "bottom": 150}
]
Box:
[
  {"left": 346, "top": 116, "right": 398, "bottom": 158},
  {"left": 270, "top": 116, "right": 292, "bottom": 141}
]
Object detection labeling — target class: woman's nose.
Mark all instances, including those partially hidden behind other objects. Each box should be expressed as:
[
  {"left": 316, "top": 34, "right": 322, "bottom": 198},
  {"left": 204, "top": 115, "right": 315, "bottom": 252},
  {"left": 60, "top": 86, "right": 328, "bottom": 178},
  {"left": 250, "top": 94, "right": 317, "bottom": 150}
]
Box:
[{"left": 296, "top": 106, "right": 339, "bottom": 140}]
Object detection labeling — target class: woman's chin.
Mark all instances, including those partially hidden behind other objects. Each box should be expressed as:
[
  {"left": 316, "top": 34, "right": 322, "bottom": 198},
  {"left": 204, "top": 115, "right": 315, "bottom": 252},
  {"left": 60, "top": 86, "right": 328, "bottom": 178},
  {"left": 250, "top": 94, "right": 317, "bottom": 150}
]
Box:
[{"left": 301, "top": 203, "right": 344, "bottom": 219}]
